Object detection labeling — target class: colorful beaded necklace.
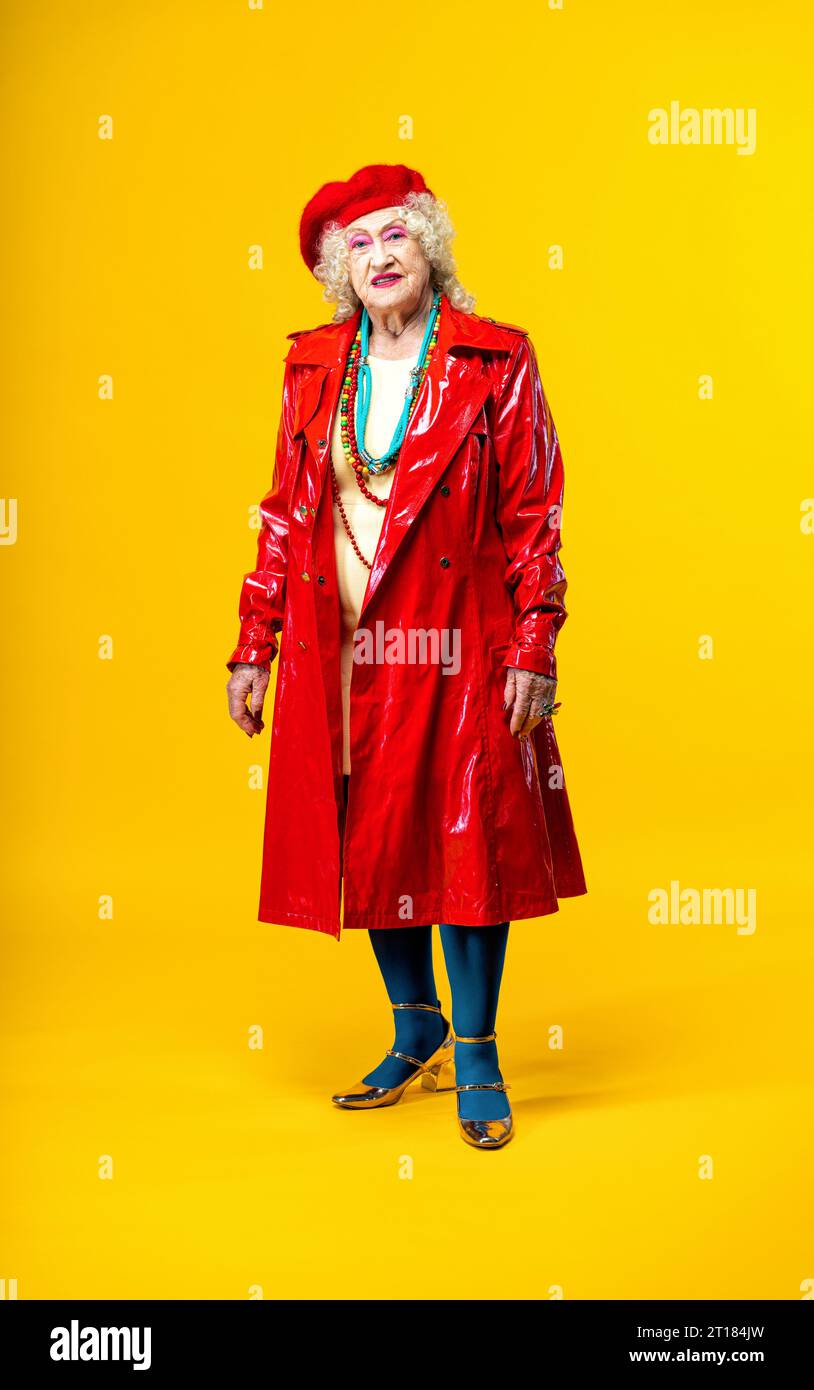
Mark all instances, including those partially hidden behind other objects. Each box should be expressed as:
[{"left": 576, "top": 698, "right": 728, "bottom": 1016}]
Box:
[{"left": 330, "top": 289, "right": 442, "bottom": 569}]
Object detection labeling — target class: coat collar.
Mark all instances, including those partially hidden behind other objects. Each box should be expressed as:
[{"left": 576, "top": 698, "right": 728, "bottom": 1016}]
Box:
[
  {"left": 284, "top": 293, "right": 519, "bottom": 622},
  {"left": 283, "top": 291, "right": 519, "bottom": 367}
]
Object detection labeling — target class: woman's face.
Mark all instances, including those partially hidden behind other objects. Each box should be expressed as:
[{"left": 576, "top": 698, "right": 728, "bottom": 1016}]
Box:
[{"left": 344, "top": 205, "right": 430, "bottom": 317}]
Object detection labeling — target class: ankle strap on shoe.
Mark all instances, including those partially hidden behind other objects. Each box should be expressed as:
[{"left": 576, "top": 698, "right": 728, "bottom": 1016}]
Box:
[
  {"left": 456, "top": 1081, "right": 510, "bottom": 1092},
  {"left": 392, "top": 1001, "right": 443, "bottom": 1014},
  {"left": 455, "top": 1032, "right": 497, "bottom": 1043},
  {"left": 386, "top": 1048, "right": 426, "bottom": 1067}
]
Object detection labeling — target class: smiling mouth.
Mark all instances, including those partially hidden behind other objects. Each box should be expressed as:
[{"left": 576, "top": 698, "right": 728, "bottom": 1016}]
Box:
[{"left": 371, "top": 273, "right": 402, "bottom": 287}]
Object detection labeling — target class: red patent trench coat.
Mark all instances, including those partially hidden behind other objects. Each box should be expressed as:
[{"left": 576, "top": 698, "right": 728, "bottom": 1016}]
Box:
[{"left": 227, "top": 292, "right": 587, "bottom": 938}]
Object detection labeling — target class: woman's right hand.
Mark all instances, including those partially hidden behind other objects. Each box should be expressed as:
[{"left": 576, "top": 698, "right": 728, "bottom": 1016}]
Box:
[{"left": 227, "top": 662, "right": 270, "bottom": 738}]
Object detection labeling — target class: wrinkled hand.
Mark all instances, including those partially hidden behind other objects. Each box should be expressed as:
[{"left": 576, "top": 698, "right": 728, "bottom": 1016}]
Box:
[
  {"left": 227, "top": 662, "right": 270, "bottom": 738},
  {"left": 503, "top": 666, "right": 557, "bottom": 739}
]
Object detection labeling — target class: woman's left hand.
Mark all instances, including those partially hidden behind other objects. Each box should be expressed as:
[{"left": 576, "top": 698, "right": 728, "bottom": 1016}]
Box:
[{"left": 503, "top": 666, "right": 557, "bottom": 738}]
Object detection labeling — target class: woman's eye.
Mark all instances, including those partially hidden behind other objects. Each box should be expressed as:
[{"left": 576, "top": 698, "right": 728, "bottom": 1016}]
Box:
[{"left": 385, "top": 230, "right": 405, "bottom": 242}]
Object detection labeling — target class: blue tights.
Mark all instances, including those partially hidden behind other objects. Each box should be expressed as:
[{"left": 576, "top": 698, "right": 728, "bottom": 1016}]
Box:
[
  {"left": 343, "top": 775, "right": 511, "bottom": 1121},
  {"left": 362, "top": 921, "right": 511, "bottom": 1122}
]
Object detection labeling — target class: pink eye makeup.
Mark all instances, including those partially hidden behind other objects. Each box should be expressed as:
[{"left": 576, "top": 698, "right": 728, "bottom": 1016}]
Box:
[{"left": 347, "top": 223, "right": 408, "bottom": 251}]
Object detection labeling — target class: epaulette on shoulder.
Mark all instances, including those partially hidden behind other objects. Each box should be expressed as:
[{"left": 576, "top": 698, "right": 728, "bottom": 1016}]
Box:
[
  {"left": 479, "top": 315, "right": 529, "bottom": 336},
  {"left": 285, "top": 321, "right": 336, "bottom": 341}
]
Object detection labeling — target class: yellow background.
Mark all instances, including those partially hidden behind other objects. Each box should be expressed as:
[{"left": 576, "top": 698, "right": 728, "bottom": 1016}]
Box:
[{"left": 3, "top": 0, "right": 812, "bottom": 1299}]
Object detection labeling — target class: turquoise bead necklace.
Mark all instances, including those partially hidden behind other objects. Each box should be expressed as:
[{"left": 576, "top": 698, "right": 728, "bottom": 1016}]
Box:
[{"left": 353, "top": 287, "right": 442, "bottom": 475}]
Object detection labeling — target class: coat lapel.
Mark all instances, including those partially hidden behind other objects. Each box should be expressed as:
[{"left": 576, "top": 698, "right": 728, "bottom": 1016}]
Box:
[
  {"left": 285, "top": 313, "right": 358, "bottom": 518},
  {"left": 360, "top": 332, "right": 492, "bottom": 618},
  {"left": 284, "top": 293, "right": 513, "bottom": 617}
]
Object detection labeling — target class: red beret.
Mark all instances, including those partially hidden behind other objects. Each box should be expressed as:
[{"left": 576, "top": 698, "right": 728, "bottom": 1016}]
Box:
[{"left": 299, "top": 163, "right": 434, "bottom": 274}]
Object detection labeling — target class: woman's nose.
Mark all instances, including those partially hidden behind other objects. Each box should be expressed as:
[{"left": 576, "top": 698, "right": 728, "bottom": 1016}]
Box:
[{"left": 371, "top": 240, "right": 395, "bottom": 268}]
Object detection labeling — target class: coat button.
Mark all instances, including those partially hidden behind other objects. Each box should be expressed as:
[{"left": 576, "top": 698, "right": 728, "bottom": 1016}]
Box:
[
  {"left": 318, "top": 438, "right": 327, "bottom": 447},
  {"left": 299, "top": 503, "right": 307, "bottom": 516},
  {"left": 309, "top": 505, "right": 316, "bottom": 515},
  {"left": 301, "top": 571, "right": 311, "bottom": 582},
  {"left": 297, "top": 639, "right": 307, "bottom": 649},
  {"left": 440, "top": 484, "right": 450, "bottom": 497},
  {"left": 317, "top": 575, "right": 326, "bottom": 584},
  {"left": 440, "top": 556, "right": 450, "bottom": 568}
]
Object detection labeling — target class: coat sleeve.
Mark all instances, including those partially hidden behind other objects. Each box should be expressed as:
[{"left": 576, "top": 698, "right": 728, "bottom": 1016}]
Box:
[
  {"left": 491, "top": 333, "right": 569, "bottom": 682},
  {"left": 225, "top": 360, "right": 298, "bottom": 672}
]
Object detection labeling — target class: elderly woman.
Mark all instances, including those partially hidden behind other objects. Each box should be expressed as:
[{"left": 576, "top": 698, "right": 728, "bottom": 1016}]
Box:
[{"left": 226, "top": 163, "right": 586, "bottom": 1150}]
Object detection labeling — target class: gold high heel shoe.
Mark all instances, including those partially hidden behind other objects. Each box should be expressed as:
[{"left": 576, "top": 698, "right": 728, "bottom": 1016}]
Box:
[
  {"left": 331, "top": 1001, "right": 456, "bottom": 1109},
  {"left": 454, "top": 1032, "right": 514, "bottom": 1149}
]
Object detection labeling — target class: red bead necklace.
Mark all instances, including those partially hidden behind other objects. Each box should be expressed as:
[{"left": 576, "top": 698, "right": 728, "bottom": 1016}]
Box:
[{"left": 331, "top": 310, "right": 441, "bottom": 567}]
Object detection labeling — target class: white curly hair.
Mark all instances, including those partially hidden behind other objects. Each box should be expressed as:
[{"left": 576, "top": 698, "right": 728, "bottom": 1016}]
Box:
[{"left": 312, "top": 190, "right": 475, "bottom": 322}]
